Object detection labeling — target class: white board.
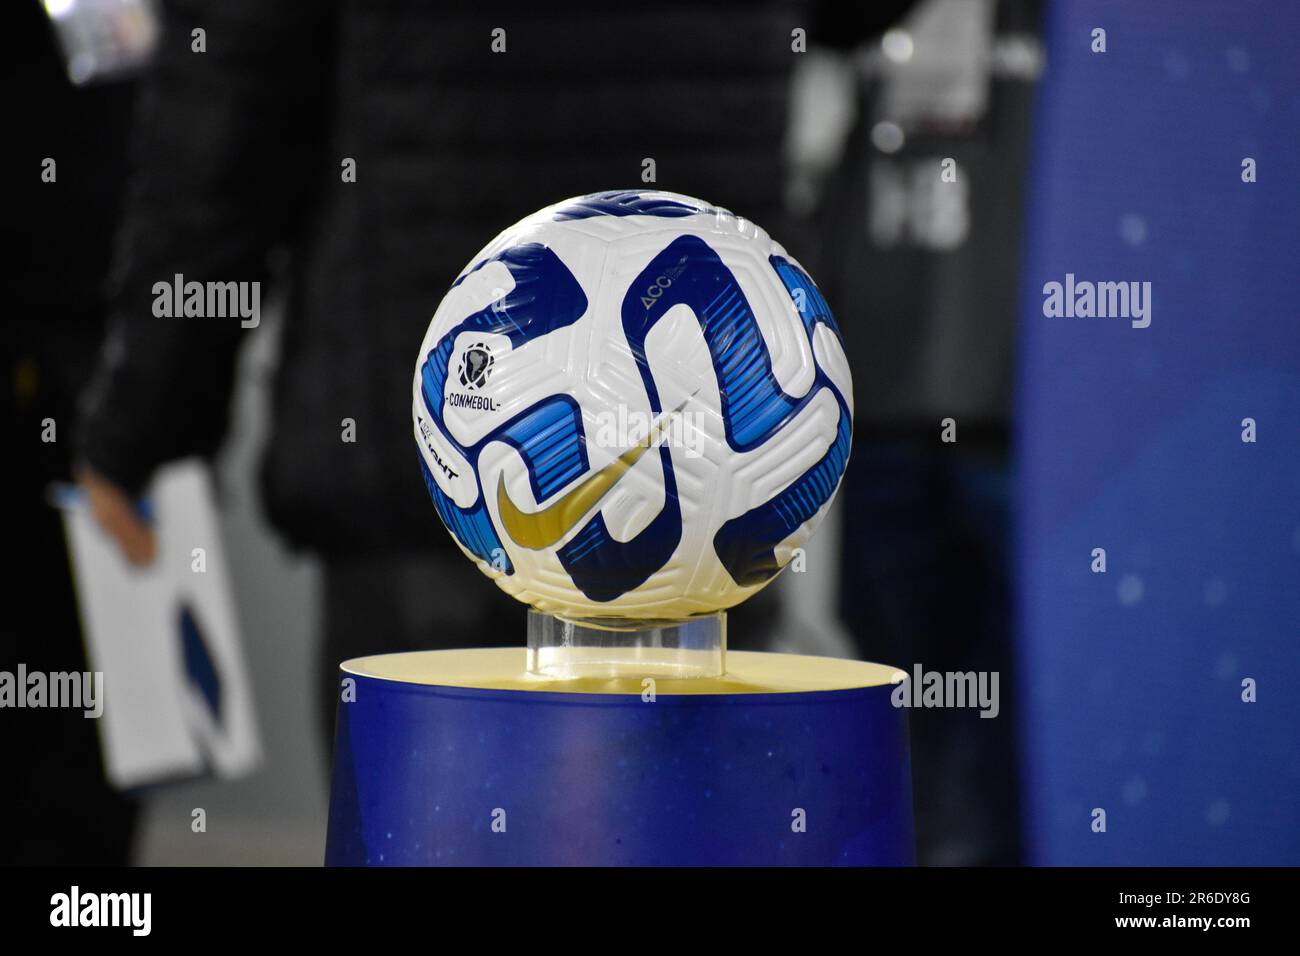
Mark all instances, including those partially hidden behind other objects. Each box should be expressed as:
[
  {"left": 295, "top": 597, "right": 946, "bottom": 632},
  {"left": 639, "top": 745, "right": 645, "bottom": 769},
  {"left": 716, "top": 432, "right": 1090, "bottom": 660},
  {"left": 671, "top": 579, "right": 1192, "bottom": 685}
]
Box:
[{"left": 56, "top": 460, "right": 261, "bottom": 789}]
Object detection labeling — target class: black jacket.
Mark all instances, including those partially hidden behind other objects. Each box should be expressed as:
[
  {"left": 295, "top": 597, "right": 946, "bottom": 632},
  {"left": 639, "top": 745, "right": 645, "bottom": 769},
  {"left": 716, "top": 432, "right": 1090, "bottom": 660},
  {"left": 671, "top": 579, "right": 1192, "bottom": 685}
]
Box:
[{"left": 78, "top": 0, "right": 896, "bottom": 555}]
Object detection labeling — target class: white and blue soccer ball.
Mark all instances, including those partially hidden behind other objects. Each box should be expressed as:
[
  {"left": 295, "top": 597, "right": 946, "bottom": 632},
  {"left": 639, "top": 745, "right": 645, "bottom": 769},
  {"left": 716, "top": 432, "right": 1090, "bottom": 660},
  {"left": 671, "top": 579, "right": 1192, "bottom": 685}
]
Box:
[{"left": 412, "top": 190, "right": 853, "bottom": 621}]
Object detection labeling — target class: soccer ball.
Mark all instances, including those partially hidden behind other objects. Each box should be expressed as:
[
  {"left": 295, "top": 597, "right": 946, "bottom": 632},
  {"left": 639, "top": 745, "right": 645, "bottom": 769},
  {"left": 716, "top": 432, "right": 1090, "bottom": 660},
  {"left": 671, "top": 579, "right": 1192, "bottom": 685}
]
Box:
[{"left": 412, "top": 190, "right": 853, "bottom": 621}]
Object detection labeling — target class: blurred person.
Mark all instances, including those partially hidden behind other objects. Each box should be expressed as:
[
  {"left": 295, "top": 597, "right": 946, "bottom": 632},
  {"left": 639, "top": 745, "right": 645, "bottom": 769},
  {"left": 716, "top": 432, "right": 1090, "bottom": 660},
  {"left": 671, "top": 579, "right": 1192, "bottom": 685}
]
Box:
[
  {"left": 816, "top": 0, "right": 1043, "bottom": 864},
  {"left": 73, "top": 0, "right": 913, "bottom": 753},
  {"left": 1, "top": 1, "right": 143, "bottom": 865}
]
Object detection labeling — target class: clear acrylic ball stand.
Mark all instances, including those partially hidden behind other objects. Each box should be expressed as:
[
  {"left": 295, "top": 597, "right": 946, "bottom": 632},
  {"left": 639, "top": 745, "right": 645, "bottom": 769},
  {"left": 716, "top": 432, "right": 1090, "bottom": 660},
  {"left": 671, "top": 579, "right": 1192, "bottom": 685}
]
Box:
[{"left": 526, "top": 610, "right": 725, "bottom": 679}]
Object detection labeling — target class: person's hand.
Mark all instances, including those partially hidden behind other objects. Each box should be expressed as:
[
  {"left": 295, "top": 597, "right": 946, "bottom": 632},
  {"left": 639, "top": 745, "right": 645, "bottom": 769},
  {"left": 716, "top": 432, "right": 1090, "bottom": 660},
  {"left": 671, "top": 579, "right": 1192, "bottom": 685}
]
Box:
[{"left": 77, "top": 465, "right": 156, "bottom": 566}]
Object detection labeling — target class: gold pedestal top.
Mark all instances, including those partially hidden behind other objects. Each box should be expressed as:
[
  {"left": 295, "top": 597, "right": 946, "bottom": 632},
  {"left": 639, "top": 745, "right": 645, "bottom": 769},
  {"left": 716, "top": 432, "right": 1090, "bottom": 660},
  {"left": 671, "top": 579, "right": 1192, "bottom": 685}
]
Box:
[{"left": 342, "top": 648, "right": 904, "bottom": 696}]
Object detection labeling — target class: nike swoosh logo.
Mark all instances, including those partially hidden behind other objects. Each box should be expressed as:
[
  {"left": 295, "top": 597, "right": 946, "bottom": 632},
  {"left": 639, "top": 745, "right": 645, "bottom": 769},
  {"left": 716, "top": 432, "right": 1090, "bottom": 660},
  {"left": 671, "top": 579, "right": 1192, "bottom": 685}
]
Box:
[{"left": 497, "top": 398, "right": 690, "bottom": 550}]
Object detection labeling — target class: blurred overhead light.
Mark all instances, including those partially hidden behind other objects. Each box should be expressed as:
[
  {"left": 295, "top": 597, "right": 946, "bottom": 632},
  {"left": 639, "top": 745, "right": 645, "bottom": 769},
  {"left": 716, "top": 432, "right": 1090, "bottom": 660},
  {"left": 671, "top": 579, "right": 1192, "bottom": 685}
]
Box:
[
  {"left": 871, "top": 121, "right": 906, "bottom": 154},
  {"left": 881, "top": 29, "right": 915, "bottom": 64}
]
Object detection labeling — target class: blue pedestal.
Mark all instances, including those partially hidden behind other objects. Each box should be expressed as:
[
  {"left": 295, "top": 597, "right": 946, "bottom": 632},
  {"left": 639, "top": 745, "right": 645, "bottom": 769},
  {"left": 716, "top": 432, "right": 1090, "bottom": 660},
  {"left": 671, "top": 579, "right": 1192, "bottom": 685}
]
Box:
[{"left": 326, "top": 649, "right": 914, "bottom": 866}]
